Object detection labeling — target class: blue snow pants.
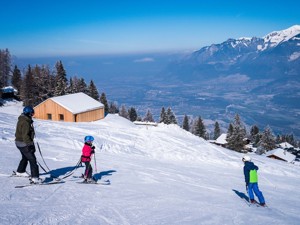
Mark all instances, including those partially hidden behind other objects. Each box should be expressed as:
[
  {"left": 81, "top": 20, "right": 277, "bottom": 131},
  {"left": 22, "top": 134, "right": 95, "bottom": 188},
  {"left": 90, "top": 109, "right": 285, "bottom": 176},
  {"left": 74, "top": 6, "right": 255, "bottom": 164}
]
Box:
[{"left": 248, "top": 183, "right": 265, "bottom": 204}]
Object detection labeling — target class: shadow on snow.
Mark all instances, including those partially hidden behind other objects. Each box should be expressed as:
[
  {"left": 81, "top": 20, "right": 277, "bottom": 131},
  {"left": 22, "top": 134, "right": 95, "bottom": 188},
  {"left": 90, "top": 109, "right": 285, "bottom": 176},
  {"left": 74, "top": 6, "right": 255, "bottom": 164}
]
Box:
[
  {"left": 93, "top": 170, "right": 117, "bottom": 181},
  {"left": 232, "top": 189, "right": 249, "bottom": 202}
]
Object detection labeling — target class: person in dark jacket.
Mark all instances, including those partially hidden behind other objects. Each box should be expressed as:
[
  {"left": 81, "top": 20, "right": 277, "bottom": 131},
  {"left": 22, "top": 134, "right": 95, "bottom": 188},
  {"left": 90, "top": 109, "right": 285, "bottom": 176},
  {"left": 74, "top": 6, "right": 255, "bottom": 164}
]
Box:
[
  {"left": 242, "top": 155, "right": 266, "bottom": 206},
  {"left": 15, "top": 106, "right": 42, "bottom": 184}
]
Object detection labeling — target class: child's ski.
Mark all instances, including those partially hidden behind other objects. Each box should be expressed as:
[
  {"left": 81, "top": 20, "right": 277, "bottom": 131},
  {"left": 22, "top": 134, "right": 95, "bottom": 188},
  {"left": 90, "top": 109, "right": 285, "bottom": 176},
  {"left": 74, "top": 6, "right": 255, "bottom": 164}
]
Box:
[{"left": 76, "top": 180, "right": 110, "bottom": 185}]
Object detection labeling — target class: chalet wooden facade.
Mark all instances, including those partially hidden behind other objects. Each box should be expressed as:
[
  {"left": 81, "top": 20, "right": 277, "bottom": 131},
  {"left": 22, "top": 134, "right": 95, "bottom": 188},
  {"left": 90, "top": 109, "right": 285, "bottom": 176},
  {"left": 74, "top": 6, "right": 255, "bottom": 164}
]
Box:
[{"left": 34, "top": 92, "right": 104, "bottom": 122}]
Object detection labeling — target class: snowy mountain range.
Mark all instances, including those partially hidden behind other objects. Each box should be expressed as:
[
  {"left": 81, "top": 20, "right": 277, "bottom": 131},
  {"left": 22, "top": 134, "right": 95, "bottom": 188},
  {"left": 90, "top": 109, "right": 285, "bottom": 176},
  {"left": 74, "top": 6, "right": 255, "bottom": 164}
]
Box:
[
  {"left": 173, "top": 25, "right": 300, "bottom": 79},
  {"left": 0, "top": 101, "right": 300, "bottom": 225}
]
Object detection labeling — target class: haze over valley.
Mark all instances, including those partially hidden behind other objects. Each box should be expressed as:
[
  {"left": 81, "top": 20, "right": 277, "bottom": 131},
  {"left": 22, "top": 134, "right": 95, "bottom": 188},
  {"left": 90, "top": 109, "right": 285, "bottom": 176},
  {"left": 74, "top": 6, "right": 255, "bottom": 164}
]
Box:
[{"left": 13, "top": 25, "right": 300, "bottom": 137}]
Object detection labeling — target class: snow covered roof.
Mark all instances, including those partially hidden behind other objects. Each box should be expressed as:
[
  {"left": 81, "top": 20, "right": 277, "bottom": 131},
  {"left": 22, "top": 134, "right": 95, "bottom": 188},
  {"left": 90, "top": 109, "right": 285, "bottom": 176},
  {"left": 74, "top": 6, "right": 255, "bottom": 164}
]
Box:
[
  {"left": 1, "top": 86, "right": 17, "bottom": 93},
  {"left": 279, "top": 142, "right": 294, "bottom": 149},
  {"left": 266, "top": 148, "right": 296, "bottom": 163},
  {"left": 50, "top": 92, "right": 104, "bottom": 114},
  {"left": 215, "top": 133, "right": 227, "bottom": 145},
  {"left": 133, "top": 121, "right": 158, "bottom": 126}
]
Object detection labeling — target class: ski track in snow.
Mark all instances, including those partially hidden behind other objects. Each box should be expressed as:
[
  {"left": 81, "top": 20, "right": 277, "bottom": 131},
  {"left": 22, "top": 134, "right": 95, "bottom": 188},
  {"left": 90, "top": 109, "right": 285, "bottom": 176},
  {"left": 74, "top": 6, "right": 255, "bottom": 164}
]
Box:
[{"left": 0, "top": 101, "right": 300, "bottom": 225}]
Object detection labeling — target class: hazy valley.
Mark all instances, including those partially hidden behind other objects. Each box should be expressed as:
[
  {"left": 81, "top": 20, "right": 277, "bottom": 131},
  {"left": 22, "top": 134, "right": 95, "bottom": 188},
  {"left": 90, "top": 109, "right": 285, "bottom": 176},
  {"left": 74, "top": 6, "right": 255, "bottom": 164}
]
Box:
[{"left": 13, "top": 25, "right": 300, "bottom": 137}]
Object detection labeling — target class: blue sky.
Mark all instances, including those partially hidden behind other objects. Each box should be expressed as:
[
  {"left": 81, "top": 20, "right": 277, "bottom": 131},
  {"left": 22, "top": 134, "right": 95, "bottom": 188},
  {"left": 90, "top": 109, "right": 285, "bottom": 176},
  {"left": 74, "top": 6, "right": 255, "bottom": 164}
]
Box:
[{"left": 1, "top": 0, "right": 299, "bottom": 57}]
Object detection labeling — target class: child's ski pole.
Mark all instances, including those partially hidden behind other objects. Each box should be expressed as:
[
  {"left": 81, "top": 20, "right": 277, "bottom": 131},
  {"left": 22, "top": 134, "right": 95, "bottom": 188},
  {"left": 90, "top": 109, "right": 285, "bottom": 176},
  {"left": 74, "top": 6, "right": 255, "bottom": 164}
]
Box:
[{"left": 94, "top": 154, "right": 98, "bottom": 173}]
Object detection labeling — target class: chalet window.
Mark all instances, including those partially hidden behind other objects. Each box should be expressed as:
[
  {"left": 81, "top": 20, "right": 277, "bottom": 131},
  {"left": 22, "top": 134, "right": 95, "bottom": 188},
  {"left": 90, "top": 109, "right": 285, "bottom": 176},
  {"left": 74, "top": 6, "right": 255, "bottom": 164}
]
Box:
[
  {"left": 59, "top": 114, "right": 64, "bottom": 121},
  {"left": 47, "top": 114, "right": 52, "bottom": 120}
]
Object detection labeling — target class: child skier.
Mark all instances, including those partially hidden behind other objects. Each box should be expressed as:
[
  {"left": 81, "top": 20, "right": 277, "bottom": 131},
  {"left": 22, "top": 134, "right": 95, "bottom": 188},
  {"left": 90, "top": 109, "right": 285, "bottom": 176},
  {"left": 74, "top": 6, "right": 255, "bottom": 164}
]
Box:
[
  {"left": 242, "top": 155, "right": 266, "bottom": 206},
  {"left": 81, "top": 135, "right": 96, "bottom": 183}
]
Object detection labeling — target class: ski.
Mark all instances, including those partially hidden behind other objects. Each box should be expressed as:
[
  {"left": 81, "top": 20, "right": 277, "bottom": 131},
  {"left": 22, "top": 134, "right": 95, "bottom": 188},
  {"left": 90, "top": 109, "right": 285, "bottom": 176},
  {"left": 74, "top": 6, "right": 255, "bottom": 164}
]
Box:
[
  {"left": 10, "top": 171, "right": 31, "bottom": 178},
  {"left": 252, "top": 202, "right": 268, "bottom": 208},
  {"left": 250, "top": 202, "right": 260, "bottom": 207},
  {"left": 72, "top": 175, "right": 84, "bottom": 179},
  {"left": 10, "top": 171, "right": 62, "bottom": 181},
  {"left": 76, "top": 180, "right": 110, "bottom": 185},
  {"left": 249, "top": 200, "right": 268, "bottom": 208},
  {"left": 15, "top": 180, "right": 65, "bottom": 188}
]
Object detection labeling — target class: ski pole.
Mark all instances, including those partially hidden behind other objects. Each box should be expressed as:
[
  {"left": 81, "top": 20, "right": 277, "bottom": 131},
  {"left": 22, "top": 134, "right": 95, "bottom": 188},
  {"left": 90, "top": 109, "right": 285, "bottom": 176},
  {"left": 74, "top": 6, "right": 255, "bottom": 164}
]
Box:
[
  {"left": 35, "top": 141, "right": 51, "bottom": 172},
  {"left": 94, "top": 154, "right": 97, "bottom": 173},
  {"left": 94, "top": 144, "right": 103, "bottom": 173},
  {"left": 33, "top": 124, "right": 52, "bottom": 173}
]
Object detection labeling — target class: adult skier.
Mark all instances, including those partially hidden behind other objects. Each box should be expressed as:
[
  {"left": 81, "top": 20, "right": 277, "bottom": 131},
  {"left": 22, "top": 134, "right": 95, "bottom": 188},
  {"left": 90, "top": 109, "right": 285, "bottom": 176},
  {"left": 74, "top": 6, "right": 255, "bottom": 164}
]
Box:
[
  {"left": 15, "top": 106, "right": 42, "bottom": 184},
  {"left": 242, "top": 155, "right": 266, "bottom": 206}
]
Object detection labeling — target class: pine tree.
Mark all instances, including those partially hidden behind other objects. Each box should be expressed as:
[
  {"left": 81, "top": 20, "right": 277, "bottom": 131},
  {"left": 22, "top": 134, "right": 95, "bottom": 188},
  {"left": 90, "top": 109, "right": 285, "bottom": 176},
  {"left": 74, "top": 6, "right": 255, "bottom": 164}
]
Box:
[
  {"left": 287, "top": 134, "right": 296, "bottom": 147},
  {"left": 159, "top": 107, "right": 167, "bottom": 123},
  {"left": 54, "top": 60, "right": 67, "bottom": 96},
  {"left": 108, "top": 102, "right": 119, "bottom": 114},
  {"left": 66, "top": 77, "right": 75, "bottom": 94},
  {"left": 275, "top": 134, "right": 281, "bottom": 144},
  {"left": 70, "top": 76, "right": 80, "bottom": 93},
  {"left": 100, "top": 92, "right": 109, "bottom": 114},
  {"left": 77, "top": 78, "right": 88, "bottom": 94},
  {"left": 30, "top": 64, "right": 53, "bottom": 105},
  {"left": 226, "top": 114, "right": 246, "bottom": 152},
  {"left": 192, "top": 116, "right": 206, "bottom": 139},
  {"left": 213, "top": 121, "right": 221, "bottom": 140},
  {"left": 250, "top": 125, "right": 260, "bottom": 146},
  {"left": 20, "top": 65, "right": 35, "bottom": 106},
  {"left": 11, "top": 65, "right": 22, "bottom": 94},
  {"left": 143, "top": 109, "right": 154, "bottom": 122},
  {"left": 41, "top": 65, "right": 54, "bottom": 98},
  {"left": 48, "top": 66, "right": 56, "bottom": 98},
  {"left": 31, "top": 65, "right": 43, "bottom": 105},
  {"left": 227, "top": 123, "right": 234, "bottom": 137},
  {"left": 258, "top": 126, "right": 276, "bottom": 153},
  {"left": 250, "top": 125, "right": 259, "bottom": 140},
  {"left": 88, "top": 80, "right": 99, "bottom": 100},
  {"left": 182, "top": 114, "right": 190, "bottom": 131},
  {"left": 119, "top": 105, "right": 128, "bottom": 119},
  {"left": 166, "top": 107, "right": 177, "bottom": 124},
  {"left": 128, "top": 107, "right": 138, "bottom": 122},
  {"left": 0, "top": 49, "right": 11, "bottom": 88}
]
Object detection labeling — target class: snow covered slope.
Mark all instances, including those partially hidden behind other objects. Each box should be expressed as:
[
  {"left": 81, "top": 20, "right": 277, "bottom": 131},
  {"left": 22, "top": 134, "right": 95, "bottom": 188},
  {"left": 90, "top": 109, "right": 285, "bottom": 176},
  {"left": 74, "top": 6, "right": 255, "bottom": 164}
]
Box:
[{"left": 0, "top": 101, "right": 300, "bottom": 225}]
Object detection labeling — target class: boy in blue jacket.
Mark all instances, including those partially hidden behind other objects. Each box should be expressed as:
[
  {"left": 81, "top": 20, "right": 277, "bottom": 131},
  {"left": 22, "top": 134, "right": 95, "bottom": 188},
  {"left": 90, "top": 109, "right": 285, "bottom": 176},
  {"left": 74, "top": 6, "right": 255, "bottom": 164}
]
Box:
[{"left": 242, "top": 155, "right": 266, "bottom": 206}]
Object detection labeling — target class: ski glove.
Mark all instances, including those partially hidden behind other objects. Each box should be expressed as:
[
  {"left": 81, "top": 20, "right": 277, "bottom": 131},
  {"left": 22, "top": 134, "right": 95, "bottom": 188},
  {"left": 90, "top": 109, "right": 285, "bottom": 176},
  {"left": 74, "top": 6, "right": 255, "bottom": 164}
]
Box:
[
  {"left": 91, "top": 146, "right": 95, "bottom": 150},
  {"left": 91, "top": 150, "right": 95, "bottom": 154}
]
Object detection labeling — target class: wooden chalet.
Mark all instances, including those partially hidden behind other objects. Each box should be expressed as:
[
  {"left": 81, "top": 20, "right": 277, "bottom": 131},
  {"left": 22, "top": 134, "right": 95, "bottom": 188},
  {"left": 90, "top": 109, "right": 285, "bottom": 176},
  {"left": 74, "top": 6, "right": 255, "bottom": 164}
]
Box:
[
  {"left": 278, "top": 142, "right": 294, "bottom": 149},
  {"left": 34, "top": 92, "right": 104, "bottom": 122},
  {"left": 214, "top": 133, "right": 228, "bottom": 147},
  {"left": 266, "top": 148, "right": 296, "bottom": 163}
]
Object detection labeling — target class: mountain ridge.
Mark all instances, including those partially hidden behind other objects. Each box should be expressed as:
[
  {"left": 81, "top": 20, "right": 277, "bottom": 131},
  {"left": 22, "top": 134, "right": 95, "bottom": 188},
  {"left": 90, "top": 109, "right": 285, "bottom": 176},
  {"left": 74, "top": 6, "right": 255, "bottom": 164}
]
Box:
[{"left": 182, "top": 24, "right": 300, "bottom": 73}]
